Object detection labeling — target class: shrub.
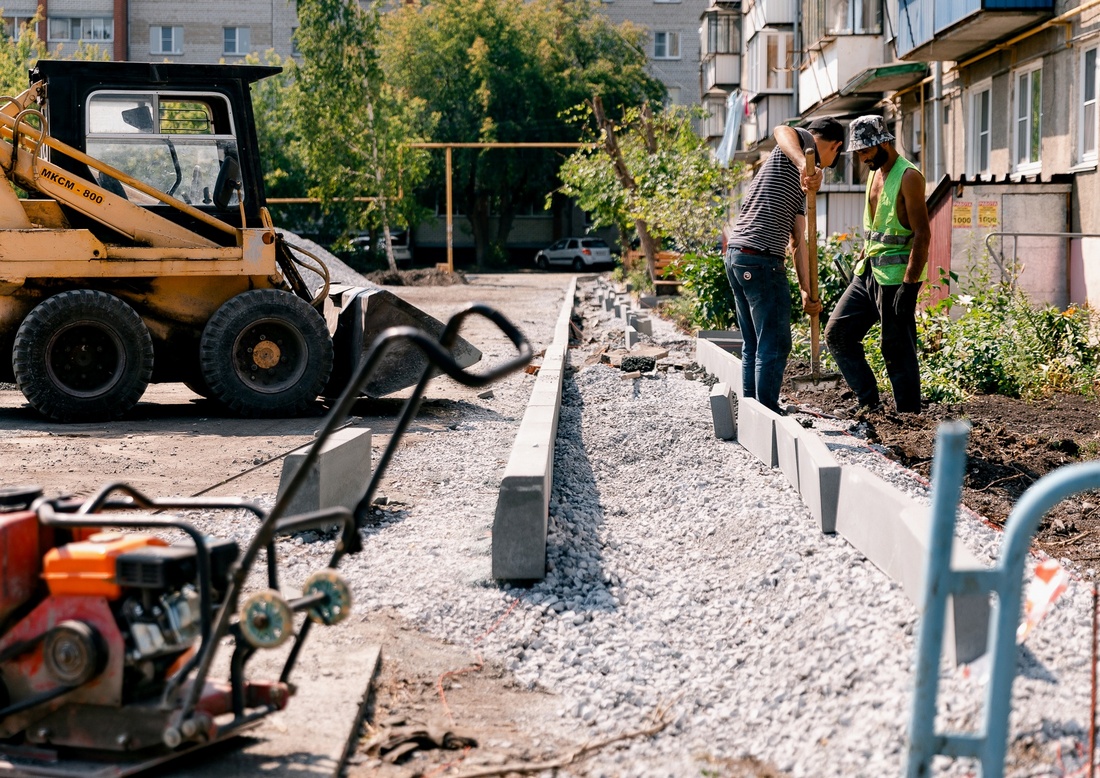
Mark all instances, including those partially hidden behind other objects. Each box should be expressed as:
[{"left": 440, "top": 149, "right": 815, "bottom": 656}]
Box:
[{"left": 666, "top": 251, "right": 736, "bottom": 331}]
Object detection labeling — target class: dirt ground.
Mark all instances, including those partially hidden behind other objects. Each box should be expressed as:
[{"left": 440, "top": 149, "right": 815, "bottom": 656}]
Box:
[
  {"left": 783, "top": 365, "right": 1100, "bottom": 570},
  {"left": 0, "top": 272, "right": 596, "bottom": 778}
]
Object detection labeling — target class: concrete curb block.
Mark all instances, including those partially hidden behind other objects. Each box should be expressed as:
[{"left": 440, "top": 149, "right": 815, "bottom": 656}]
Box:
[
  {"left": 736, "top": 397, "right": 779, "bottom": 468},
  {"left": 837, "top": 467, "right": 990, "bottom": 665},
  {"left": 695, "top": 336, "right": 743, "bottom": 397},
  {"left": 775, "top": 417, "right": 803, "bottom": 491},
  {"left": 708, "top": 383, "right": 736, "bottom": 440},
  {"left": 696, "top": 335, "right": 988, "bottom": 665},
  {"left": 795, "top": 432, "right": 842, "bottom": 534},
  {"left": 491, "top": 277, "right": 576, "bottom": 581},
  {"left": 277, "top": 428, "right": 373, "bottom": 516}
]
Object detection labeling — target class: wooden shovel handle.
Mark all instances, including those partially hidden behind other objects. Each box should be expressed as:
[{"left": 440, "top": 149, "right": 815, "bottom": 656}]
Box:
[{"left": 804, "top": 147, "right": 821, "bottom": 373}]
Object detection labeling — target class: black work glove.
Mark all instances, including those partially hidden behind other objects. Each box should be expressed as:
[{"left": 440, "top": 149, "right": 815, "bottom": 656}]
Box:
[{"left": 894, "top": 281, "right": 922, "bottom": 318}]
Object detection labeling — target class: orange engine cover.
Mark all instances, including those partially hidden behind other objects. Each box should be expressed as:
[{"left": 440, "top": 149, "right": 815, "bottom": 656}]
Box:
[
  {"left": 42, "top": 532, "right": 168, "bottom": 599},
  {"left": 0, "top": 509, "right": 42, "bottom": 623}
]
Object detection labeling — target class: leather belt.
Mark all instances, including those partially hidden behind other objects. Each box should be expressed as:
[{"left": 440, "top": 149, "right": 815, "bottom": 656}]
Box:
[{"left": 730, "top": 245, "right": 767, "bottom": 255}]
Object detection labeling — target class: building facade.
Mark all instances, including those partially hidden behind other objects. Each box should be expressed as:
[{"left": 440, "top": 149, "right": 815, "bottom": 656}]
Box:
[{"left": 2, "top": 0, "right": 299, "bottom": 63}]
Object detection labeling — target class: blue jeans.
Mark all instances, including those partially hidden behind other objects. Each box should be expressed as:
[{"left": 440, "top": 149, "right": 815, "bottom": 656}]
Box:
[{"left": 724, "top": 249, "right": 791, "bottom": 413}]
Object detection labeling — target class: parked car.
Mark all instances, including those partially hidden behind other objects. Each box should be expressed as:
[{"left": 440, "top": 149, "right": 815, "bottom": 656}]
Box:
[
  {"left": 534, "top": 237, "right": 612, "bottom": 271},
  {"left": 347, "top": 230, "right": 413, "bottom": 266}
]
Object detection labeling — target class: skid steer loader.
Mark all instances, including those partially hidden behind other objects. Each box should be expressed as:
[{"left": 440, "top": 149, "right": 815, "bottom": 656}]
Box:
[{"left": 0, "top": 60, "right": 478, "bottom": 423}]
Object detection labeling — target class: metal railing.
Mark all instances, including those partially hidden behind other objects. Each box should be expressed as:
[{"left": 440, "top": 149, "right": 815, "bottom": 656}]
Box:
[
  {"left": 984, "top": 230, "right": 1100, "bottom": 291},
  {"left": 907, "top": 421, "right": 1100, "bottom": 777}
]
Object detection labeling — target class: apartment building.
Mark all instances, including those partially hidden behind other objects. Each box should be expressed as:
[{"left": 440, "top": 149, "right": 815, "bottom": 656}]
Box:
[
  {"left": 2, "top": 0, "right": 299, "bottom": 63},
  {"left": 708, "top": 0, "right": 1100, "bottom": 309},
  {"left": 597, "top": 0, "right": 708, "bottom": 106}
]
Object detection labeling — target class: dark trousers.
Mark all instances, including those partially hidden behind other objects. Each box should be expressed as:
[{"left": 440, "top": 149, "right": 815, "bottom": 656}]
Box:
[
  {"left": 724, "top": 250, "right": 791, "bottom": 414},
  {"left": 823, "top": 267, "right": 922, "bottom": 413}
]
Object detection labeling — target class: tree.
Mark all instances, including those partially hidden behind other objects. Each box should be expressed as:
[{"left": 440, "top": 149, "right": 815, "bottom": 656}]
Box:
[
  {"left": 292, "top": 0, "right": 433, "bottom": 270},
  {"left": 380, "top": 0, "right": 663, "bottom": 266},
  {"left": 557, "top": 100, "right": 744, "bottom": 273},
  {"left": 0, "top": 17, "right": 108, "bottom": 96}
]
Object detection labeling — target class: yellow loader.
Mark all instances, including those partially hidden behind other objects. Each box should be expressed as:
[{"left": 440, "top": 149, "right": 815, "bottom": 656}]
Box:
[{"left": 0, "top": 60, "right": 477, "bottom": 422}]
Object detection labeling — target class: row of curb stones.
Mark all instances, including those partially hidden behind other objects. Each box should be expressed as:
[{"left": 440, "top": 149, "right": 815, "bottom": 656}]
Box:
[{"left": 696, "top": 335, "right": 990, "bottom": 666}]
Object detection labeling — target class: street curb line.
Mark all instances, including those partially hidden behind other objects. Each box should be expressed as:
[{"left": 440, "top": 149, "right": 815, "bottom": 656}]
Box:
[
  {"left": 695, "top": 334, "right": 988, "bottom": 665},
  {"left": 491, "top": 277, "right": 576, "bottom": 581}
]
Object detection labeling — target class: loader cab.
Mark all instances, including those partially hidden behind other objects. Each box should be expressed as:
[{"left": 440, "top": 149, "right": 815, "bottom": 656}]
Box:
[{"left": 29, "top": 60, "right": 278, "bottom": 243}]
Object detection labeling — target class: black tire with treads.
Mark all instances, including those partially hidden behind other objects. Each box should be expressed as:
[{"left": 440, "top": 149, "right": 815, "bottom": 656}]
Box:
[
  {"left": 12, "top": 290, "right": 153, "bottom": 422},
  {"left": 199, "top": 289, "right": 332, "bottom": 417}
]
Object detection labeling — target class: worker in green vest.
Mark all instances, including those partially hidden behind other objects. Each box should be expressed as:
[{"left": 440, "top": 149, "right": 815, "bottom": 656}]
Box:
[{"left": 824, "top": 115, "right": 931, "bottom": 416}]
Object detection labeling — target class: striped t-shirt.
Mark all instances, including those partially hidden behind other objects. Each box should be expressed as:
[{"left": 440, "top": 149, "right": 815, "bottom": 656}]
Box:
[{"left": 728, "top": 128, "right": 812, "bottom": 257}]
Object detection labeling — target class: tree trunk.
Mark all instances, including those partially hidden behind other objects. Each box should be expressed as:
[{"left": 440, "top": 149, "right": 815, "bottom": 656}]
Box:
[
  {"left": 590, "top": 95, "right": 658, "bottom": 279},
  {"left": 363, "top": 78, "right": 397, "bottom": 272}
]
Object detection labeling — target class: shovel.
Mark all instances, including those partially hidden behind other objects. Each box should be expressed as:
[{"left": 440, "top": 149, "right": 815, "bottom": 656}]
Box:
[{"left": 791, "top": 146, "right": 843, "bottom": 392}]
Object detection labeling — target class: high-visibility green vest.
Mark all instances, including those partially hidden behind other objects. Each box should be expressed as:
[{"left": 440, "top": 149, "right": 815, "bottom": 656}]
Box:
[{"left": 854, "top": 156, "right": 925, "bottom": 285}]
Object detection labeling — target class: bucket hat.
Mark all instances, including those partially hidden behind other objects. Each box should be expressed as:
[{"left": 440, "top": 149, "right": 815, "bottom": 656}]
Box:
[{"left": 847, "top": 115, "right": 895, "bottom": 152}]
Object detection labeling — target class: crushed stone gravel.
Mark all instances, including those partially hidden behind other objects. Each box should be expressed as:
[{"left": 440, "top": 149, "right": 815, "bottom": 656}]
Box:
[{"left": 185, "top": 276, "right": 1093, "bottom": 776}]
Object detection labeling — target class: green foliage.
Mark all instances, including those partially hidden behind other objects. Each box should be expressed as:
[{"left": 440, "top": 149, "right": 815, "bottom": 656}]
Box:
[
  {"left": 293, "top": 0, "right": 433, "bottom": 252},
  {"left": 918, "top": 270, "right": 1100, "bottom": 402},
  {"left": 558, "top": 103, "right": 745, "bottom": 255},
  {"left": 667, "top": 251, "right": 736, "bottom": 331},
  {"left": 380, "top": 0, "right": 662, "bottom": 265},
  {"left": 0, "top": 14, "right": 108, "bottom": 97}
]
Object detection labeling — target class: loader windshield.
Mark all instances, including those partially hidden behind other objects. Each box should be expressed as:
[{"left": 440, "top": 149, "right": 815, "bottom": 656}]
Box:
[{"left": 85, "top": 91, "right": 241, "bottom": 208}]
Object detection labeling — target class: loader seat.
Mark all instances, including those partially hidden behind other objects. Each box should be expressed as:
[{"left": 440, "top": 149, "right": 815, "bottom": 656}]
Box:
[{"left": 212, "top": 152, "right": 241, "bottom": 210}]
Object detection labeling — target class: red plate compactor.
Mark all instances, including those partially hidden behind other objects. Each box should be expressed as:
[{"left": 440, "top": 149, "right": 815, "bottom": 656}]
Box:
[{"left": 0, "top": 304, "right": 531, "bottom": 776}]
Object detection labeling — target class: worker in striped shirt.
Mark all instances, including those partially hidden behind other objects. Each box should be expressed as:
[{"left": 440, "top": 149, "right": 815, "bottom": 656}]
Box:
[{"left": 724, "top": 117, "right": 845, "bottom": 415}]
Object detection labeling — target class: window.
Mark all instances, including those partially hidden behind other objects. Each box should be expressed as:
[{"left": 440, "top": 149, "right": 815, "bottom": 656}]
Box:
[
  {"left": 291, "top": 27, "right": 300, "bottom": 56},
  {"left": 1080, "top": 46, "right": 1098, "bottom": 164},
  {"left": 48, "top": 17, "right": 113, "bottom": 42},
  {"left": 653, "top": 31, "right": 680, "bottom": 59},
  {"left": 746, "top": 32, "right": 792, "bottom": 93},
  {"left": 85, "top": 91, "right": 241, "bottom": 208},
  {"left": 665, "top": 85, "right": 682, "bottom": 106},
  {"left": 151, "top": 26, "right": 183, "bottom": 55},
  {"left": 704, "top": 13, "right": 739, "bottom": 55},
  {"left": 968, "top": 81, "right": 991, "bottom": 176},
  {"left": 2, "top": 15, "right": 34, "bottom": 42},
  {"left": 804, "top": 0, "right": 882, "bottom": 46},
  {"left": 223, "top": 26, "right": 251, "bottom": 56},
  {"left": 1013, "top": 62, "right": 1042, "bottom": 172},
  {"left": 910, "top": 109, "right": 922, "bottom": 155}
]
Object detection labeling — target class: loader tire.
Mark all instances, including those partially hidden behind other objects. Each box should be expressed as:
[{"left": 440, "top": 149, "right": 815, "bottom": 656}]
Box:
[
  {"left": 13, "top": 290, "right": 154, "bottom": 422},
  {"left": 200, "top": 289, "right": 333, "bottom": 417}
]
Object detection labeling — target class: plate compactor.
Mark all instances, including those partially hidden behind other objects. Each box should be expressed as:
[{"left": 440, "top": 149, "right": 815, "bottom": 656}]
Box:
[{"left": 0, "top": 304, "right": 532, "bottom": 776}]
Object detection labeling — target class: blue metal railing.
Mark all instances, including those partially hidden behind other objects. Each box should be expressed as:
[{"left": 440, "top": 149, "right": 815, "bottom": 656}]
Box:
[{"left": 907, "top": 421, "right": 1100, "bottom": 776}]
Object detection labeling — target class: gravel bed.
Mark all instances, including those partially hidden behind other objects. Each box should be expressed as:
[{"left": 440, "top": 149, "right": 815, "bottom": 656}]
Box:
[{"left": 187, "top": 277, "right": 1092, "bottom": 776}]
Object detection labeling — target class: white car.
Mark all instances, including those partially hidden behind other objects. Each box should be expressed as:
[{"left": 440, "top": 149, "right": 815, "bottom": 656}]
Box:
[{"left": 534, "top": 237, "right": 612, "bottom": 271}]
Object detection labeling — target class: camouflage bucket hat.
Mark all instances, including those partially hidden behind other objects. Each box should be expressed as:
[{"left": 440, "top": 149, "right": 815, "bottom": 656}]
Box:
[{"left": 848, "top": 115, "right": 895, "bottom": 152}]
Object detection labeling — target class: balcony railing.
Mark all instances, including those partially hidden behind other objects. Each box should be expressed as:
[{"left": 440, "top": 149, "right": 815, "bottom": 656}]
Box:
[{"left": 896, "top": 0, "right": 1054, "bottom": 61}]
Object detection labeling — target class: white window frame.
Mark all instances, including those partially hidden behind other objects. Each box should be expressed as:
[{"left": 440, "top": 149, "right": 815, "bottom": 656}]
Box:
[
  {"left": 223, "top": 26, "right": 251, "bottom": 56},
  {"left": 48, "top": 17, "right": 113, "bottom": 43},
  {"left": 1012, "top": 60, "right": 1042, "bottom": 174},
  {"left": 653, "top": 31, "right": 680, "bottom": 60},
  {"left": 967, "top": 79, "right": 992, "bottom": 177},
  {"left": 1079, "top": 45, "right": 1098, "bottom": 165},
  {"left": 746, "top": 32, "right": 793, "bottom": 94},
  {"left": 2, "top": 15, "right": 34, "bottom": 42},
  {"left": 150, "top": 26, "right": 183, "bottom": 55}
]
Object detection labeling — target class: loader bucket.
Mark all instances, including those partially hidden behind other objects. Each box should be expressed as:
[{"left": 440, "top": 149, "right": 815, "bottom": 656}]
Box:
[{"left": 323, "top": 284, "right": 482, "bottom": 398}]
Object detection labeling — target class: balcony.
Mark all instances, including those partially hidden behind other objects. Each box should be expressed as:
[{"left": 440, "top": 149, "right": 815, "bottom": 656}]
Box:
[
  {"left": 798, "top": 33, "right": 885, "bottom": 115},
  {"left": 703, "top": 52, "right": 742, "bottom": 92},
  {"left": 896, "top": 0, "right": 1055, "bottom": 62}
]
